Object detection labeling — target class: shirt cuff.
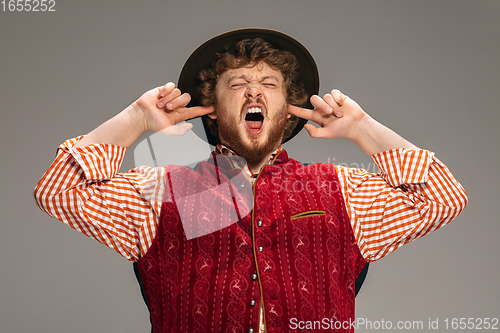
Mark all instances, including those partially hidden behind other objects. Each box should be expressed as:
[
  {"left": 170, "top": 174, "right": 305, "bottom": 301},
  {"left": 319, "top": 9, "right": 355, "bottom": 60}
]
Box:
[
  {"left": 57, "top": 136, "right": 127, "bottom": 181},
  {"left": 371, "top": 148, "right": 435, "bottom": 187}
]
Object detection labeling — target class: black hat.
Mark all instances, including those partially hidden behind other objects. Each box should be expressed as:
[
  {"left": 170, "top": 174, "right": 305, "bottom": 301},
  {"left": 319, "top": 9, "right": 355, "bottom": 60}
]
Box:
[{"left": 178, "top": 28, "right": 319, "bottom": 146}]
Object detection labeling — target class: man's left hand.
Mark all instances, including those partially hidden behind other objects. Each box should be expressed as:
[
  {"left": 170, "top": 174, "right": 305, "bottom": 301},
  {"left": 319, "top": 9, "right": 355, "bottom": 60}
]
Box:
[{"left": 288, "top": 89, "right": 368, "bottom": 140}]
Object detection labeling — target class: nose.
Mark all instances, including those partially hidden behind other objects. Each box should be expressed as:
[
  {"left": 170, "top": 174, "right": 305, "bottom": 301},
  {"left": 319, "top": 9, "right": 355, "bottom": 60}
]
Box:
[{"left": 245, "top": 85, "right": 262, "bottom": 99}]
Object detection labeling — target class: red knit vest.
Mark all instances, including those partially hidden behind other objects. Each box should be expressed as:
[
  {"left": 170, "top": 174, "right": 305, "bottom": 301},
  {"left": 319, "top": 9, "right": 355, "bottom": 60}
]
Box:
[{"left": 136, "top": 150, "right": 366, "bottom": 332}]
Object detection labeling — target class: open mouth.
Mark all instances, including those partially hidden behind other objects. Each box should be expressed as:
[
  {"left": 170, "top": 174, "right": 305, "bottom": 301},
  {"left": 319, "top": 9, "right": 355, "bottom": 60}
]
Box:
[{"left": 244, "top": 107, "right": 264, "bottom": 134}]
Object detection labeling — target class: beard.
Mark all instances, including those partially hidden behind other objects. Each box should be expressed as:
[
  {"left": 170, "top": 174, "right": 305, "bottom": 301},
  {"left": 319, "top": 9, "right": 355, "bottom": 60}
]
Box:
[{"left": 216, "top": 98, "right": 288, "bottom": 164}]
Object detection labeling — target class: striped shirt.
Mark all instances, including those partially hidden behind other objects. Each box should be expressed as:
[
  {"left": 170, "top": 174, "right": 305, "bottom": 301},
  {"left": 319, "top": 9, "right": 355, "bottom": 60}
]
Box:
[
  {"left": 215, "top": 143, "right": 282, "bottom": 183},
  {"left": 34, "top": 136, "right": 467, "bottom": 263}
]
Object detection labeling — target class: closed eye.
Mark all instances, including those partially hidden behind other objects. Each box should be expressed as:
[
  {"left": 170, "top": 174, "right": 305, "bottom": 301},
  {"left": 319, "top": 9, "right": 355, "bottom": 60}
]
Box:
[{"left": 230, "top": 83, "right": 246, "bottom": 89}]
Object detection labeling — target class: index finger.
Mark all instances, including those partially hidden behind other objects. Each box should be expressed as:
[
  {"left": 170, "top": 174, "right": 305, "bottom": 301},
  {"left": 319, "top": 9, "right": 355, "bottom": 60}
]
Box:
[
  {"left": 177, "top": 105, "right": 215, "bottom": 121},
  {"left": 288, "top": 104, "right": 328, "bottom": 125},
  {"left": 288, "top": 104, "right": 313, "bottom": 119}
]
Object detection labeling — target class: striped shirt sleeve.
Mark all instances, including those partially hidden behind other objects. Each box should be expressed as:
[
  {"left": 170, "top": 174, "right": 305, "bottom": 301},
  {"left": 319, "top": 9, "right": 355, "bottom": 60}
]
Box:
[
  {"left": 34, "top": 136, "right": 165, "bottom": 261},
  {"left": 336, "top": 148, "right": 468, "bottom": 262},
  {"left": 35, "top": 138, "right": 467, "bottom": 264}
]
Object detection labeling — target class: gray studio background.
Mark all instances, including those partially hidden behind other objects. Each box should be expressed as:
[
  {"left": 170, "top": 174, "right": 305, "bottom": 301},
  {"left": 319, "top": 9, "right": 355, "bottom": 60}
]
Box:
[{"left": 1, "top": 1, "right": 499, "bottom": 332}]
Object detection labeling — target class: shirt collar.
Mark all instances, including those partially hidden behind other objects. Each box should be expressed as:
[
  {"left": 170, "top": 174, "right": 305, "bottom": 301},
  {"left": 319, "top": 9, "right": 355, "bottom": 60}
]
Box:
[{"left": 215, "top": 144, "right": 283, "bottom": 179}]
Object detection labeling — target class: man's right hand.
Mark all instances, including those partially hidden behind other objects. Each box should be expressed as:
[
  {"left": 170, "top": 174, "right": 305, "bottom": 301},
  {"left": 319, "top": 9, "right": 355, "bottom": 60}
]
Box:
[
  {"left": 131, "top": 82, "right": 214, "bottom": 136},
  {"left": 73, "top": 83, "right": 214, "bottom": 149}
]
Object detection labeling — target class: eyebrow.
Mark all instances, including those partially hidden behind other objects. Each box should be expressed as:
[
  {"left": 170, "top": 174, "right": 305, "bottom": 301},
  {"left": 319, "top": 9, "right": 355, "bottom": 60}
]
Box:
[{"left": 227, "top": 75, "right": 280, "bottom": 84}]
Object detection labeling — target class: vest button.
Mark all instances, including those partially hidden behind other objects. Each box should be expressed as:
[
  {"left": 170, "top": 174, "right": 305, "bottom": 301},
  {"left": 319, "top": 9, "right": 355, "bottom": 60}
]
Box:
[
  {"left": 258, "top": 246, "right": 264, "bottom": 253},
  {"left": 250, "top": 300, "right": 256, "bottom": 307},
  {"left": 257, "top": 220, "right": 263, "bottom": 227},
  {"left": 248, "top": 329, "right": 254, "bottom": 333},
  {"left": 251, "top": 274, "right": 258, "bottom": 281}
]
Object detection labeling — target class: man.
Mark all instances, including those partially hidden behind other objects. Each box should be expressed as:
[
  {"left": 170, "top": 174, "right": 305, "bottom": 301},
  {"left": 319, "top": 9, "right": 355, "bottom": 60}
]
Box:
[{"left": 34, "top": 29, "right": 467, "bottom": 332}]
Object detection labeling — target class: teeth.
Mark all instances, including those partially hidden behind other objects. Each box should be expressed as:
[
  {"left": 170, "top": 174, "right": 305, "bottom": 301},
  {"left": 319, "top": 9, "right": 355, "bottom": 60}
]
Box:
[{"left": 247, "top": 107, "right": 262, "bottom": 113}]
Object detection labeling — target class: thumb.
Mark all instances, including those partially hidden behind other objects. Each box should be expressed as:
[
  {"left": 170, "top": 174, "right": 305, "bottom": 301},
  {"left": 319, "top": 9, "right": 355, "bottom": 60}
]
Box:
[{"left": 304, "top": 124, "right": 320, "bottom": 138}]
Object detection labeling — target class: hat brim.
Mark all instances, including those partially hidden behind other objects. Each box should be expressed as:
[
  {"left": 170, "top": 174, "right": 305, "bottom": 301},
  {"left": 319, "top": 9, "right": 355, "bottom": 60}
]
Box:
[{"left": 177, "top": 28, "right": 319, "bottom": 146}]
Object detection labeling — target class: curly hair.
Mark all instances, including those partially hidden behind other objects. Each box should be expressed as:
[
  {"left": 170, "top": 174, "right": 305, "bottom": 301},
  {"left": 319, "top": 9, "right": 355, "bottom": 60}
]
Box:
[{"left": 197, "top": 38, "right": 308, "bottom": 142}]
